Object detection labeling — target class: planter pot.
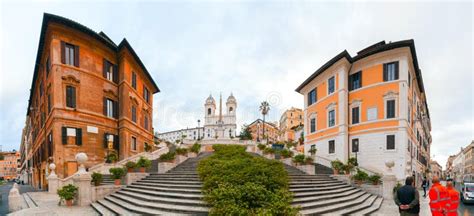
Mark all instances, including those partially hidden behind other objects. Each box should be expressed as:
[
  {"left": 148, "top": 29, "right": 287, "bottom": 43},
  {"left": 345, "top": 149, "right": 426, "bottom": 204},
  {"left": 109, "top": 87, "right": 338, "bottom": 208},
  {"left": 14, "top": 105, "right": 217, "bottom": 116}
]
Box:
[
  {"left": 114, "top": 179, "right": 121, "bottom": 186},
  {"left": 333, "top": 170, "right": 339, "bottom": 175},
  {"left": 65, "top": 199, "right": 73, "bottom": 207},
  {"left": 188, "top": 152, "right": 197, "bottom": 158},
  {"left": 127, "top": 168, "right": 134, "bottom": 173},
  {"left": 355, "top": 180, "right": 363, "bottom": 186},
  {"left": 94, "top": 181, "right": 101, "bottom": 186},
  {"left": 139, "top": 167, "right": 146, "bottom": 173}
]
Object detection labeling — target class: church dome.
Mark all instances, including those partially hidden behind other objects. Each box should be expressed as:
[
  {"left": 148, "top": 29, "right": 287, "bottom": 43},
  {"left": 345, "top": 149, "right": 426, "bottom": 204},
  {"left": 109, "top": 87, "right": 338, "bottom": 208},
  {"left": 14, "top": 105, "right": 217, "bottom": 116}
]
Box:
[
  {"left": 206, "top": 94, "right": 215, "bottom": 104},
  {"left": 227, "top": 93, "right": 236, "bottom": 104}
]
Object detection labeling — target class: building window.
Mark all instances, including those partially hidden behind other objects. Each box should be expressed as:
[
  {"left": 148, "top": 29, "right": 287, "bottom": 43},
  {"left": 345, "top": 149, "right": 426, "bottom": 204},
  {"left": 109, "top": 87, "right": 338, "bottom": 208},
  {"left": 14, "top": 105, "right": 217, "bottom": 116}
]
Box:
[
  {"left": 131, "top": 137, "right": 137, "bottom": 151},
  {"left": 310, "top": 117, "right": 316, "bottom": 133},
  {"left": 386, "top": 135, "right": 395, "bottom": 150},
  {"left": 47, "top": 94, "right": 52, "bottom": 113},
  {"left": 328, "top": 110, "right": 335, "bottom": 127},
  {"left": 386, "top": 99, "right": 396, "bottom": 119},
  {"left": 308, "top": 88, "right": 317, "bottom": 106},
  {"left": 328, "top": 76, "right": 335, "bottom": 94},
  {"left": 63, "top": 43, "right": 77, "bottom": 66},
  {"left": 131, "top": 106, "right": 137, "bottom": 123},
  {"left": 328, "top": 140, "right": 335, "bottom": 154},
  {"left": 349, "top": 71, "right": 362, "bottom": 91},
  {"left": 208, "top": 108, "right": 212, "bottom": 115},
  {"left": 46, "top": 57, "right": 51, "bottom": 77},
  {"left": 352, "top": 107, "right": 360, "bottom": 124},
  {"left": 104, "top": 98, "right": 116, "bottom": 118},
  {"left": 132, "top": 72, "right": 137, "bottom": 89},
  {"left": 106, "top": 64, "right": 113, "bottom": 81},
  {"left": 65, "top": 86, "right": 76, "bottom": 108},
  {"left": 383, "top": 61, "right": 399, "bottom": 81},
  {"left": 367, "top": 107, "right": 377, "bottom": 121},
  {"left": 408, "top": 72, "right": 411, "bottom": 87},
  {"left": 144, "top": 115, "right": 149, "bottom": 130},
  {"left": 352, "top": 139, "right": 359, "bottom": 153},
  {"left": 408, "top": 104, "right": 411, "bottom": 123},
  {"left": 143, "top": 86, "right": 150, "bottom": 103}
]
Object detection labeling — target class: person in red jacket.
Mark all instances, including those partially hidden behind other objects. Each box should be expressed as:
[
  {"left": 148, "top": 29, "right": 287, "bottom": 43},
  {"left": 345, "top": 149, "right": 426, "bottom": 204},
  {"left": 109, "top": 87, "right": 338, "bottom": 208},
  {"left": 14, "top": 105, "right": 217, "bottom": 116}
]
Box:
[
  {"left": 445, "top": 179, "right": 460, "bottom": 216},
  {"left": 429, "top": 176, "right": 449, "bottom": 216}
]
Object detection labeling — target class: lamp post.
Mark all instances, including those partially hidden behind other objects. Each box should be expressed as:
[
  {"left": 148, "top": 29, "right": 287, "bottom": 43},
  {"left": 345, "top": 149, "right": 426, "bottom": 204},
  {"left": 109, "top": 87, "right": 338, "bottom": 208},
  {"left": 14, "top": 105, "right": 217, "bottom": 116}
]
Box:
[{"left": 197, "top": 119, "right": 201, "bottom": 140}]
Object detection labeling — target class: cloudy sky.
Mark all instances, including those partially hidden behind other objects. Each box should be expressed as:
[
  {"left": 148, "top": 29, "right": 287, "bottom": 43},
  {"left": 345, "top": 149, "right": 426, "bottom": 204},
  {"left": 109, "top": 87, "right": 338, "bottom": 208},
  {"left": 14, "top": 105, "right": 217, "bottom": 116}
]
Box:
[{"left": 0, "top": 1, "right": 472, "bottom": 168}]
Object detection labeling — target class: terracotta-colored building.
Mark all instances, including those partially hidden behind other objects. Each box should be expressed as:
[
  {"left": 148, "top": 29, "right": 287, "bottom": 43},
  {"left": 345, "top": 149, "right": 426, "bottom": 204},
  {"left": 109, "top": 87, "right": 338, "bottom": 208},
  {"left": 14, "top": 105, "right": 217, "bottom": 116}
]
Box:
[
  {"left": 0, "top": 151, "right": 20, "bottom": 181},
  {"left": 247, "top": 119, "right": 279, "bottom": 143},
  {"left": 279, "top": 107, "right": 303, "bottom": 141},
  {"left": 23, "top": 13, "right": 159, "bottom": 189}
]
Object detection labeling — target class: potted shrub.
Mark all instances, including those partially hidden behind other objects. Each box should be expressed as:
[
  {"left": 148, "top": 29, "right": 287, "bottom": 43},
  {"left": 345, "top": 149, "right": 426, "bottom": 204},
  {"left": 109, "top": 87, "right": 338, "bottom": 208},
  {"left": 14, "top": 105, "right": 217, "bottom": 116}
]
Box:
[
  {"left": 105, "top": 151, "right": 118, "bottom": 163},
  {"left": 308, "top": 147, "right": 317, "bottom": 155},
  {"left": 144, "top": 143, "right": 152, "bottom": 152},
  {"left": 159, "top": 152, "right": 176, "bottom": 162},
  {"left": 263, "top": 147, "right": 275, "bottom": 155},
  {"left": 190, "top": 143, "right": 201, "bottom": 154},
  {"left": 125, "top": 161, "right": 137, "bottom": 172},
  {"left": 280, "top": 149, "right": 294, "bottom": 158},
  {"left": 368, "top": 174, "right": 382, "bottom": 185},
  {"left": 292, "top": 154, "right": 306, "bottom": 165},
  {"left": 257, "top": 144, "right": 266, "bottom": 151},
  {"left": 136, "top": 156, "right": 152, "bottom": 173},
  {"left": 109, "top": 167, "right": 126, "bottom": 185},
  {"left": 57, "top": 184, "right": 78, "bottom": 207},
  {"left": 304, "top": 157, "right": 314, "bottom": 165},
  {"left": 352, "top": 168, "right": 369, "bottom": 185},
  {"left": 331, "top": 160, "right": 344, "bottom": 175},
  {"left": 175, "top": 147, "right": 188, "bottom": 156},
  {"left": 91, "top": 172, "right": 103, "bottom": 186}
]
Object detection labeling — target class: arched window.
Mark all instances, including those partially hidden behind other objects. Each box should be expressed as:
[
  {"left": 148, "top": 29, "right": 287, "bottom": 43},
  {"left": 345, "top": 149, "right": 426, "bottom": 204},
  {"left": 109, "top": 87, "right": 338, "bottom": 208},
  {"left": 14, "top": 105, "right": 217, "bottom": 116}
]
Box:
[
  {"left": 208, "top": 108, "right": 212, "bottom": 115},
  {"left": 229, "top": 107, "right": 233, "bottom": 113}
]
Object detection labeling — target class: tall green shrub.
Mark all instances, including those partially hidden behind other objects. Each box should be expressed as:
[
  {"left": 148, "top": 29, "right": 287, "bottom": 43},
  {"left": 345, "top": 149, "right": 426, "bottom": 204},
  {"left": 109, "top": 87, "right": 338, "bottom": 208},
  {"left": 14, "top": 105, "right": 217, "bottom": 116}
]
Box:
[{"left": 198, "top": 145, "right": 298, "bottom": 215}]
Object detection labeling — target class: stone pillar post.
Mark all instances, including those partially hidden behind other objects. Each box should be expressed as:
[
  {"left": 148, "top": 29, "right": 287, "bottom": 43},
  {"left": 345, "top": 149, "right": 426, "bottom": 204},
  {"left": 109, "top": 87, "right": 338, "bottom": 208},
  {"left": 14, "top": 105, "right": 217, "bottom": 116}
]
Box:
[
  {"left": 47, "top": 163, "right": 59, "bottom": 194},
  {"left": 382, "top": 160, "right": 397, "bottom": 200},
  {"left": 8, "top": 183, "right": 26, "bottom": 212},
  {"left": 73, "top": 153, "right": 92, "bottom": 206}
]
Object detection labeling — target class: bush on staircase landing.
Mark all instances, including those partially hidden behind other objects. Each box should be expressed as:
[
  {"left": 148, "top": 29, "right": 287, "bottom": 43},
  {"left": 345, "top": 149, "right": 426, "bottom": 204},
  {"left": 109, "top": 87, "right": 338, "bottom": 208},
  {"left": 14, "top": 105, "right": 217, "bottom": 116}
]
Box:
[
  {"left": 159, "top": 151, "right": 176, "bottom": 162},
  {"left": 197, "top": 144, "right": 298, "bottom": 216}
]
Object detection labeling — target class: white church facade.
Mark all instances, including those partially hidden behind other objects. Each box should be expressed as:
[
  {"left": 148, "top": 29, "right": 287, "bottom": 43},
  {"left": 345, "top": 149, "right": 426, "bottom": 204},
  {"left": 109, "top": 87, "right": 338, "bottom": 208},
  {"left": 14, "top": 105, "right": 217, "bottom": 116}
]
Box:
[{"left": 157, "top": 93, "right": 237, "bottom": 143}]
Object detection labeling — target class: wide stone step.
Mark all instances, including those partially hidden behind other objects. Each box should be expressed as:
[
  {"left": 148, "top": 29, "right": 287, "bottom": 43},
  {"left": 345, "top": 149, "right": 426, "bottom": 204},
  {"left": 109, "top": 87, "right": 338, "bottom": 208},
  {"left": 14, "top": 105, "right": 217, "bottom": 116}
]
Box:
[
  {"left": 97, "top": 198, "right": 134, "bottom": 215},
  {"left": 105, "top": 196, "right": 190, "bottom": 215},
  {"left": 289, "top": 182, "right": 346, "bottom": 188},
  {"left": 290, "top": 184, "right": 350, "bottom": 193},
  {"left": 325, "top": 194, "right": 380, "bottom": 215},
  {"left": 298, "top": 192, "right": 372, "bottom": 215},
  {"left": 127, "top": 185, "right": 203, "bottom": 197},
  {"left": 294, "top": 190, "right": 366, "bottom": 209},
  {"left": 347, "top": 196, "right": 383, "bottom": 215},
  {"left": 109, "top": 193, "right": 209, "bottom": 214},
  {"left": 91, "top": 202, "right": 116, "bottom": 216},
  {"left": 289, "top": 177, "right": 334, "bottom": 181},
  {"left": 289, "top": 180, "right": 340, "bottom": 185},
  {"left": 143, "top": 176, "right": 200, "bottom": 181},
  {"left": 293, "top": 188, "right": 360, "bottom": 203},
  {"left": 130, "top": 182, "right": 202, "bottom": 189},
  {"left": 136, "top": 179, "right": 202, "bottom": 185},
  {"left": 116, "top": 190, "right": 206, "bottom": 206},
  {"left": 292, "top": 186, "right": 357, "bottom": 198},
  {"left": 150, "top": 173, "right": 198, "bottom": 177}
]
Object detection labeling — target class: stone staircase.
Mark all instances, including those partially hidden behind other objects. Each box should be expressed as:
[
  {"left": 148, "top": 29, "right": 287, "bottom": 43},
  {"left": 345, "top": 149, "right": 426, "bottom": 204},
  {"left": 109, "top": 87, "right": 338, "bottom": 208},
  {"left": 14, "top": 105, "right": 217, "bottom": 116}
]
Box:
[
  {"left": 91, "top": 153, "right": 210, "bottom": 215},
  {"left": 91, "top": 151, "right": 383, "bottom": 215},
  {"left": 285, "top": 164, "right": 383, "bottom": 215}
]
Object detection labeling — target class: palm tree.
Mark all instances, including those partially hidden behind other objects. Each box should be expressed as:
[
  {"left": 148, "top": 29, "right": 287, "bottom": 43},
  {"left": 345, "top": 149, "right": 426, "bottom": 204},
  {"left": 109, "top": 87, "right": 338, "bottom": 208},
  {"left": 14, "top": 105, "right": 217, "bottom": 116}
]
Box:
[{"left": 259, "top": 101, "right": 270, "bottom": 144}]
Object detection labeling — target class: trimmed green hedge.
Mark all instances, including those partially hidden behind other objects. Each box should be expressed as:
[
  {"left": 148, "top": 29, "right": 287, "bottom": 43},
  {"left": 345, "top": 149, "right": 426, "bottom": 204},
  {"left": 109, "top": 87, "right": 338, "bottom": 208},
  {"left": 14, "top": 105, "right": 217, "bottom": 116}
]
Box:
[{"left": 197, "top": 145, "right": 298, "bottom": 215}]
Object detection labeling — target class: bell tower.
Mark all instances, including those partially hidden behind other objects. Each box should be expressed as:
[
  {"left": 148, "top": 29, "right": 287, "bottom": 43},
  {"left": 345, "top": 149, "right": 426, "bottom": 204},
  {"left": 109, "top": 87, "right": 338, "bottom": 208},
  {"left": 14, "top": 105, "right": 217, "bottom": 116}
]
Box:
[{"left": 226, "top": 93, "right": 237, "bottom": 116}]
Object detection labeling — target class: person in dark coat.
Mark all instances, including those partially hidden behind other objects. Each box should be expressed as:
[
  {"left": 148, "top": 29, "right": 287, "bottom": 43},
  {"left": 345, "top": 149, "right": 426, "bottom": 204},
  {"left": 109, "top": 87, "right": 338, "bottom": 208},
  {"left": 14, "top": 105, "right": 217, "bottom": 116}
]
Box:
[
  {"left": 394, "top": 176, "right": 420, "bottom": 216},
  {"left": 422, "top": 177, "right": 429, "bottom": 197}
]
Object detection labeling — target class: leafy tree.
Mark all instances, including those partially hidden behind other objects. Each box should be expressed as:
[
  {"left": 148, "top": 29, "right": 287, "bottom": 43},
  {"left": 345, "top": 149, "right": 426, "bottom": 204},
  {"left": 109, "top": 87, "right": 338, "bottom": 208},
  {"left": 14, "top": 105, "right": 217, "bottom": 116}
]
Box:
[{"left": 239, "top": 124, "right": 253, "bottom": 140}]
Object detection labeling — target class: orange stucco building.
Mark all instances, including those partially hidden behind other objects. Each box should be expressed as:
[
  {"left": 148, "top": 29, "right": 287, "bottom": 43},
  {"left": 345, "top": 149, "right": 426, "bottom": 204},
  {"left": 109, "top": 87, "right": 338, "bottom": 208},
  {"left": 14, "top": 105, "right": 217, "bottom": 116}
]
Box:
[
  {"left": 296, "top": 40, "right": 431, "bottom": 182},
  {"left": 0, "top": 151, "right": 20, "bottom": 181},
  {"left": 247, "top": 119, "right": 279, "bottom": 143},
  {"left": 22, "top": 13, "right": 159, "bottom": 189},
  {"left": 279, "top": 107, "right": 303, "bottom": 142}
]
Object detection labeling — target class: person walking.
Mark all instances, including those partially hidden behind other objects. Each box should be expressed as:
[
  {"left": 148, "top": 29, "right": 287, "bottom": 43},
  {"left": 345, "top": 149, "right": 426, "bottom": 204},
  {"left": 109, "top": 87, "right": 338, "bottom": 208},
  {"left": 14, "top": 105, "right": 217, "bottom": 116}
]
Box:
[
  {"left": 445, "top": 179, "right": 460, "bottom": 216},
  {"left": 429, "top": 175, "right": 448, "bottom": 216},
  {"left": 394, "top": 176, "right": 420, "bottom": 216},
  {"left": 422, "top": 177, "right": 429, "bottom": 197}
]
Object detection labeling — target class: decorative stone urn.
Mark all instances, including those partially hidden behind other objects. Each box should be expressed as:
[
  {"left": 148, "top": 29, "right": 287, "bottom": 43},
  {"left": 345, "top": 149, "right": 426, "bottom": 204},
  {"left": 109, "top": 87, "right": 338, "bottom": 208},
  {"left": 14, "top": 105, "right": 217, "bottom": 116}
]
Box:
[
  {"left": 385, "top": 160, "right": 395, "bottom": 173},
  {"left": 76, "top": 152, "right": 88, "bottom": 174}
]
